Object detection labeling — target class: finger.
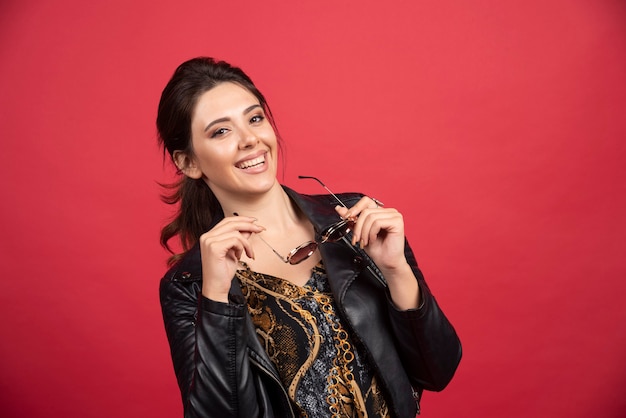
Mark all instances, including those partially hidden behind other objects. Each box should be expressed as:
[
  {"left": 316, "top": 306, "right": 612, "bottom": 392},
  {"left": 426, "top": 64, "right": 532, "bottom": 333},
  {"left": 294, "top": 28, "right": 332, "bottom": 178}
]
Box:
[
  {"left": 204, "top": 219, "right": 266, "bottom": 239},
  {"left": 228, "top": 244, "right": 243, "bottom": 262},
  {"left": 335, "top": 205, "right": 349, "bottom": 218},
  {"left": 354, "top": 210, "right": 378, "bottom": 246},
  {"left": 357, "top": 210, "right": 402, "bottom": 247},
  {"left": 226, "top": 215, "right": 266, "bottom": 240},
  {"left": 201, "top": 231, "right": 256, "bottom": 261},
  {"left": 342, "top": 196, "right": 381, "bottom": 220},
  {"left": 229, "top": 237, "right": 256, "bottom": 261},
  {"left": 222, "top": 215, "right": 265, "bottom": 229},
  {"left": 364, "top": 216, "right": 393, "bottom": 247},
  {"left": 350, "top": 208, "right": 386, "bottom": 245},
  {"left": 221, "top": 236, "right": 256, "bottom": 262}
]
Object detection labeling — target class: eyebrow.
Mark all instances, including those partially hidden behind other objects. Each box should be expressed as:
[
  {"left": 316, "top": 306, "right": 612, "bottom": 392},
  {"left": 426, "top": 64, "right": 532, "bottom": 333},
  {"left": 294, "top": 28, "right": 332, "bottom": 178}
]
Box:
[{"left": 204, "top": 104, "right": 262, "bottom": 132}]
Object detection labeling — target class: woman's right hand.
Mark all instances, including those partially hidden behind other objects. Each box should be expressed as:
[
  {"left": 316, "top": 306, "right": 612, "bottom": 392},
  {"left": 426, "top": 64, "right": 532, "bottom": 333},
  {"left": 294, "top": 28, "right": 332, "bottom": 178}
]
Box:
[{"left": 198, "top": 216, "right": 264, "bottom": 302}]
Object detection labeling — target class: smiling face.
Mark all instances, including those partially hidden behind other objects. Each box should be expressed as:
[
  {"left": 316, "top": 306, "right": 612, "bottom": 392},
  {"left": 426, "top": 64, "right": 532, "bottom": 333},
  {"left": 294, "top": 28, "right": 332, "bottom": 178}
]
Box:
[{"left": 175, "top": 82, "right": 279, "bottom": 203}]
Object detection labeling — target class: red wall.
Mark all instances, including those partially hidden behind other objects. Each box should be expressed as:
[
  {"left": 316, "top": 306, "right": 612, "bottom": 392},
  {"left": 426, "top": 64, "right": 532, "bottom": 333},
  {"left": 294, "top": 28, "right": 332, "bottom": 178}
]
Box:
[{"left": 1, "top": 1, "right": 625, "bottom": 417}]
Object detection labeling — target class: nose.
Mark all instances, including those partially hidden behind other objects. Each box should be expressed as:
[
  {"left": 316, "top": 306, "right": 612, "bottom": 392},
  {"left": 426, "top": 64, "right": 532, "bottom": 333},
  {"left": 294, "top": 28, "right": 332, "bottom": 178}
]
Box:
[{"left": 238, "top": 127, "right": 259, "bottom": 149}]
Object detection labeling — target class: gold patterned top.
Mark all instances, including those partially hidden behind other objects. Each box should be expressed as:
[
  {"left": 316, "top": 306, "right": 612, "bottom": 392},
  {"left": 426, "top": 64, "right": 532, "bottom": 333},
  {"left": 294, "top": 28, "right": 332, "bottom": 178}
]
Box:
[{"left": 236, "top": 261, "right": 390, "bottom": 418}]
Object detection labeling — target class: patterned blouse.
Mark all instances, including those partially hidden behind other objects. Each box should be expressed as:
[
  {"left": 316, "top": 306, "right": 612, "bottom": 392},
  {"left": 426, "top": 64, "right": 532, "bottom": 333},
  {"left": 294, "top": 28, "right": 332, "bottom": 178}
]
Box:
[{"left": 236, "top": 262, "right": 390, "bottom": 418}]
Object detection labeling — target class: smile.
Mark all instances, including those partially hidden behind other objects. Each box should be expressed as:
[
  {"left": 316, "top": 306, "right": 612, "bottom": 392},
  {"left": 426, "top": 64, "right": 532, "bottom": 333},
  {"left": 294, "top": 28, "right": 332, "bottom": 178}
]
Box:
[{"left": 236, "top": 153, "right": 266, "bottom": 170}]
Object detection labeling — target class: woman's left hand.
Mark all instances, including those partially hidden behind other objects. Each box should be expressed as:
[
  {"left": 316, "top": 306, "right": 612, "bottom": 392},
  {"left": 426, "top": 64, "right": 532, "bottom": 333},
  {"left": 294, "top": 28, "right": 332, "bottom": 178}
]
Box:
[
  {"left": 336, "top": 197, "right": 421, "bottom": 310},
  {"left": 335, "top": 197, "right": 407, "bottom": 272}
]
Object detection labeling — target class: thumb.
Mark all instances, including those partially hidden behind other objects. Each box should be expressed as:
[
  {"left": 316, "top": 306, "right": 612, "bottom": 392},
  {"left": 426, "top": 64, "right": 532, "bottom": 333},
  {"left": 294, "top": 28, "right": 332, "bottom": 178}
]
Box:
[{"left": 335, "top": 205, "right": 349, "bottom": 218}]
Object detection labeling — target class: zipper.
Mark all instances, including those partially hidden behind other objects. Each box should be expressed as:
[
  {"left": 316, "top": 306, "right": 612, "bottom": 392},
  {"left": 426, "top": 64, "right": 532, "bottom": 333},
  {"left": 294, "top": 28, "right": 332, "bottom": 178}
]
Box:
[{"left": 412, "top": 387, "right": 421, "bottom": 415}]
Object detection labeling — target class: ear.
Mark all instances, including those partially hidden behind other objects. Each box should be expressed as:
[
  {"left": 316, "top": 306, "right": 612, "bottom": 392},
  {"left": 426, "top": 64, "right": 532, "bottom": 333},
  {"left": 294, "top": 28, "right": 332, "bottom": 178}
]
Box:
[{"left": 173, "top": 150, "right": 203, "bottom": 179}]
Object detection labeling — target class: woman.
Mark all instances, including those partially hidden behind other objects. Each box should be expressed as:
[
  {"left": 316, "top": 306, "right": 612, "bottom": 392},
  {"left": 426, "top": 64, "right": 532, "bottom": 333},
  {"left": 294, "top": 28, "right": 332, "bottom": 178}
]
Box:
[{"left": 157, "top": 57, "right": 461, "bottom": 418}]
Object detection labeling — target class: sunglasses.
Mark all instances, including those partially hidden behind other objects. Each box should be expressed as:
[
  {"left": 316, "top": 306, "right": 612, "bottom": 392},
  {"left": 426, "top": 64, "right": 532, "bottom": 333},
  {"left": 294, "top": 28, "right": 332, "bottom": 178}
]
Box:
[{"left": 250, "top": 176, "right": 355, "bottom": 265}]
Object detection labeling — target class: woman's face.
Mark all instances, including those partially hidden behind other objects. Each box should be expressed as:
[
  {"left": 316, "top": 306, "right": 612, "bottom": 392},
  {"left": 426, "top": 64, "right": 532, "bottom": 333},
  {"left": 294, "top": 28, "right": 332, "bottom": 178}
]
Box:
[{"left": 182, "top": 82, "right": 278, "bottom": 202}]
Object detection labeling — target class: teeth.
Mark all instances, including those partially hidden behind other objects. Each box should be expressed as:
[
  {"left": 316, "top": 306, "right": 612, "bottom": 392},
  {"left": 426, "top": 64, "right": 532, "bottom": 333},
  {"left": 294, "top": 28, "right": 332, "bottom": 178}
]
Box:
[{"left": 237, "top": 155, "right": 265, "bottom": 169}]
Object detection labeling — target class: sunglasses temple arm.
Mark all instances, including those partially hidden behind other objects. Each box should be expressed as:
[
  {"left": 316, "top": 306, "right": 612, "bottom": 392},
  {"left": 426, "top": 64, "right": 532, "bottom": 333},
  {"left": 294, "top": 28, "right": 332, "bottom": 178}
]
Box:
[
  {"left": 298, "top": 175, "right": 348, "bottom": 208},
  {"left": 257, "top": 235, "right": 290, "bottom": 263}
]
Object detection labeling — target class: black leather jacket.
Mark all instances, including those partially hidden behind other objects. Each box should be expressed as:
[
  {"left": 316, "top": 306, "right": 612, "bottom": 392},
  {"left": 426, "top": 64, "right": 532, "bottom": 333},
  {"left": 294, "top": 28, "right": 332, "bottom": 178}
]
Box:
[{"left": 160, "top": 187, "right": 461, "bottom": 418}]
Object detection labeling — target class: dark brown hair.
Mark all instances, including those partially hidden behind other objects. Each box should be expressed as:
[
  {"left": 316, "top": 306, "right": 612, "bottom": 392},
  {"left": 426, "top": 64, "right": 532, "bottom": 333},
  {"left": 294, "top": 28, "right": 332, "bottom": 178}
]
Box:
[{"left": 156, "top": 57, "right": 277, "bottom": 264}]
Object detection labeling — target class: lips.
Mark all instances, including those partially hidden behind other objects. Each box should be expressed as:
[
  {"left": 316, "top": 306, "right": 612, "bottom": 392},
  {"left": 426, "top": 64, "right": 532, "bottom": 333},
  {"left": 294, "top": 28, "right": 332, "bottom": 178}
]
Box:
[{"left": 236, "top": 152, "right": 266, "bottom": 169}]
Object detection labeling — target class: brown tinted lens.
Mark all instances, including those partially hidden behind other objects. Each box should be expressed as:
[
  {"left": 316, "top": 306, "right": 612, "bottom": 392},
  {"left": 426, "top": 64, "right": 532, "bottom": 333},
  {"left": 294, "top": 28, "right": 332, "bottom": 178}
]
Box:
[
  {"left": 288, "top": 241, "right": 318, "bottom": 265},
  {"left": 322, "top": 220, "right": 352, "bottom": 243}
]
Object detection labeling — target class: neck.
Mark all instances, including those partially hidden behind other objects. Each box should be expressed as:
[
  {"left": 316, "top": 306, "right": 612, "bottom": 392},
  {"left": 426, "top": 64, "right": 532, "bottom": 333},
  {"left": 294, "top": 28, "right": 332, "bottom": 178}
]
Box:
[{"left": 218, "top": 183, "right": 301, "bottom": 232}]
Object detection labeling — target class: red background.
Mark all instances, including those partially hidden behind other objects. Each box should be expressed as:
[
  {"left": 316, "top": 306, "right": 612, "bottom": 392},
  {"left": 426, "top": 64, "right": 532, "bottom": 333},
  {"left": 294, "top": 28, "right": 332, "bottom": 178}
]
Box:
[{"left": 1, "top": 1, "right": 625, "bottom": 417}]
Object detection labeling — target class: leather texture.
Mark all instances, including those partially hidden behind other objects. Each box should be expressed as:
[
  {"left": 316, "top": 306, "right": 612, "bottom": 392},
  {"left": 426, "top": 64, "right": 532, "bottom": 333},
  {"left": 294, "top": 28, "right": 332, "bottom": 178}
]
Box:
[{"left": 159, "top": 186, "right": 462, "bottom": 417}]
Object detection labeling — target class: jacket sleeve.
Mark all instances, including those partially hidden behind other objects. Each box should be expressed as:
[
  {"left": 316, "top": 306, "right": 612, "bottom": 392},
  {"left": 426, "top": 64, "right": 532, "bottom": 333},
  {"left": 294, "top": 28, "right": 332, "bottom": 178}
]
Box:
[
  {"left": 386, "top": 240, "right": 462, "bottom": 392},
  {"left": 159, "top": 277, "right": 262, "bottom": 418}
]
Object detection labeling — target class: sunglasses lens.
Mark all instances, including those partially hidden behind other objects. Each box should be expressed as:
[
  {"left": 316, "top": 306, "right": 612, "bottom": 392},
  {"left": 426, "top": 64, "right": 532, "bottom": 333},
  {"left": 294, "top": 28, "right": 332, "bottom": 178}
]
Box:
[
  {"left": 288, "top": 241, "right": 318, "bottom": 265},
  {"left": 322, "top": 219, "right": 352, "bottom": 243}
]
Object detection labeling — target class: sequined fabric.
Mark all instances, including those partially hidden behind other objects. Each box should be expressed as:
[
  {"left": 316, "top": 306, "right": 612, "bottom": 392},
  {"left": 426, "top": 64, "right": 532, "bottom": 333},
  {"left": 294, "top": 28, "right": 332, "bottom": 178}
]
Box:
[{"left": 236, "top": 262, "right": 390, "bottom": 418}]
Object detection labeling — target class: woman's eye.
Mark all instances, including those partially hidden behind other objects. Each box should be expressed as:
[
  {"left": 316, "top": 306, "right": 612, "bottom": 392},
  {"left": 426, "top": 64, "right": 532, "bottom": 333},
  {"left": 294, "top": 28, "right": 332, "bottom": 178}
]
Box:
[
  {"left": 210, "top": 127, "right": 228, "bottom": 138},
  {"left": 250, "top": 114, "right": 265, "bottom": 124}
]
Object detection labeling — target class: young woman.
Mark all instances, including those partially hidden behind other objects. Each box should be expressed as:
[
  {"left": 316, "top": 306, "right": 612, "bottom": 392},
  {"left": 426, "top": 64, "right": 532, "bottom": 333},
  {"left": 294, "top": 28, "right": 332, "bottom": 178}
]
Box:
[{"left": 157, "top": 57, "right": 461, "bottom": 418}]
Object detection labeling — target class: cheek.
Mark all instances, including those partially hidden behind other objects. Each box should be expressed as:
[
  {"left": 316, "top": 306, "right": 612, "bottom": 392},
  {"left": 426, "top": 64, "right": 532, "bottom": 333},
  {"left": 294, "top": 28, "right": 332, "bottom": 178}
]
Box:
[
  {"left": 192, "top": 140, "right": 233, "bottom": 169},
  {"left": 262, "top": 127, "right": 278, "bottom": 146}
]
